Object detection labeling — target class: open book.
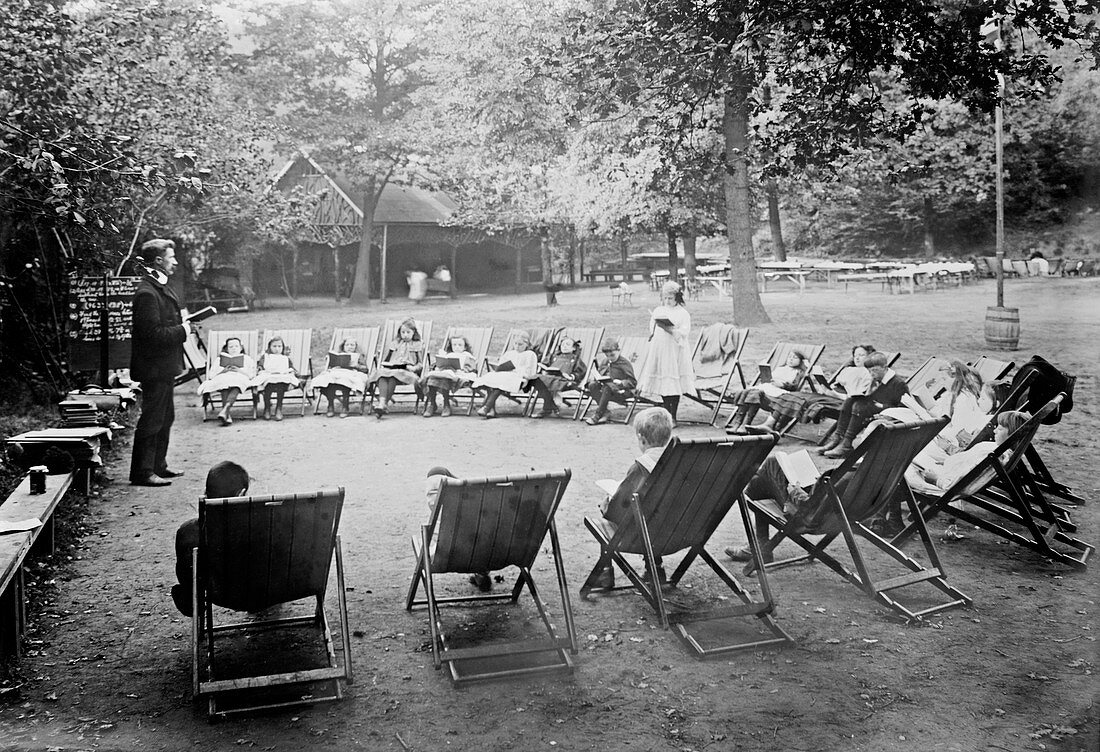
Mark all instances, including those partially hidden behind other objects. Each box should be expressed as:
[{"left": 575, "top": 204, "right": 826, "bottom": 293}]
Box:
[
  {"left": 489, "top": 360, "right": 515, "bottom": 372},
  {"left": 262, "top": 353, "right": 291, "bottom": 373},
  {"left": 653, "top": 317, "right": 674, "bottom": 328},
  {"left": 812, "top": 372, "right": 832, "bottom": 390},
  {"left": 775, "top": 449, "right": 821, "bottom": 489},
  {"left": 328, "top": 351, "right": 353, "bottom": 369},
  {"left": 434, "top": 356, "right": 462, "bottom": 371},
  {"left": 594, "top": 478, "right": 619, "bottom": 496},
  {"left": 219, "top": 353, "right": 244, "bottom": 369},
  {"left": 183, "top": 305, "right": 217, "bottom": 324},
  {"left": 380, "top": 361, "right": 409, "bottom": 369},
  {"left": 757, "top": 363, "right": 773, "bottom": 383},
  {"left": 539, "top": 364, "right": 565, "bottom": 377}
]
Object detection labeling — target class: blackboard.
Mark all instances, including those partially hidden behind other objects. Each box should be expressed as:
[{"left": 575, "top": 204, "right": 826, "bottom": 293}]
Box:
[{"left": 68, "top": 275, "right": 141, "bottom": 372}]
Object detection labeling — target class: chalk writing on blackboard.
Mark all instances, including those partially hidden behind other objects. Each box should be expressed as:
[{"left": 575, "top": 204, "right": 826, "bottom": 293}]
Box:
[{"left": 68, "top": 275, "right": 140, "bottom": 371}]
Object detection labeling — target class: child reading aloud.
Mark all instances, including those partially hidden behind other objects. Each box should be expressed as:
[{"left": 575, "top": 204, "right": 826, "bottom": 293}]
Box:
[
  {"left": 311, "top": 337, "right": 369, "bottom": 418},
  {"left": 473, "top": 331, "right": 539, "bottom": 419},
  {"left": 726, "top": 350, "right": 809, "bottom": 433},
  {"left": 250, "top": 335, "right": 301, "bottom": 421},
  {"left": 197, "top": 336, "right": 256, "bottom": 426},
  {"left": 421, "top": 334, "right": 477, "bottom": 417},
  {"left": 366, "top": 318, "right": 424, "bottom": 418},
  {"left": 584, "top": 337, "right": 637, "bottom": 425},
  {"left": 582, "top": 407, "right": 674, "bottom": 591},
  {"left": 530, "top": 335, "right": 587, "bottom": 418}
]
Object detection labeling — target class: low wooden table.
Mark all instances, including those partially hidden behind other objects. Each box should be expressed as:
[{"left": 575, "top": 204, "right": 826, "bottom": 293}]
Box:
[{"left": 6, "top": 427, "right": 111, "bottom": 492}]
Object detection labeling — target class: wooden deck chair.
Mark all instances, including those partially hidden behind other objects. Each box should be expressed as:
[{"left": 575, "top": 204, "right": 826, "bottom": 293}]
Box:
[
  {"left": 970, "top": 356, "right": 1015, "bottom": 383},
  {"left": 892, "top": 396, "right": 1092, "bottom": 569},
  {"left": 311, "top": 327, "right": 380, "bottom": 415},
  {"left": 369, "top": 318, "right": 434, "bottom": 412},
  {"left": 903, "top": 356, "right": 954, "bottom": 411},
  {"left": 580, "top": 435, "right": 794, "bottom": 658},
  {"left": 200, "top": 330, "right": 261, "bottom": 420},
  {"left": 577, "top": 336, "right": 658, "bottom": 424},
  {"left": 720, "top": 340, "right": 826, "bottom": 429},
  {"left": 429, "top": 325, "right": 494, "bottom": 416},
  {"left": 405, "top": 470, "right": 577, "bottom": 684},
  {"left": 192, "top": 487, "right": 352, "bottom": 718},
  {"left": 529, "top": 326, "right": 605, "bottom": 418},
  {"left": 683, "top": 324, "right": 750, "bottom": 425},
  {"left": 176, "top": 314, "right": 208, "bottom": 386},
  {"left": 473, "top": 327, "right": 560, "bottom": 415},
  {"left": 258, "top": 329, "right": 313, "bottom": 417},
  {"left": 745, "top": 418, "right": 974, "bottom": 622}
]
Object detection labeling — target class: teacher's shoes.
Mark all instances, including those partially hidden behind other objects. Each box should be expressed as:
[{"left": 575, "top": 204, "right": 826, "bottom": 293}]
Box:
[
  {"left": 155, "top": 468, "right": 184, "bottom": 479},
  {"left": 130, "top": 474, "right": 171, "bottom": 487}
]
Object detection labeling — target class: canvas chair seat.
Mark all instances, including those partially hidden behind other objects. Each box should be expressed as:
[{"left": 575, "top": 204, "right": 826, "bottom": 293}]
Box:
[
  {"left": 192, "top": 487, "right": 352, "bottom": 718},
  {"left": 256, "top": 329, "right": 313, "bottom": 417},
  {"left": 199, "top": 330, "right": 260, "bottom": 421},
  {"left": 581, "top": 435, "right": 793, "bottom": 658},
  {"left": 405, "top": 470, "right": 577, "bottom": 684},
  {"left": 746, "top": 418, "right": 973, "bottom": 622}
]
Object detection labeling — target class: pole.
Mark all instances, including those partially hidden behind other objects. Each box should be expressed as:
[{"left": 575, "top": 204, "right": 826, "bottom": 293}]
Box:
[
  {"left": 994, "top": 22, "right": 1005, "bottom": 308},
  {"left": 380, "top": 223, "right": 388, "bottom": 302}
]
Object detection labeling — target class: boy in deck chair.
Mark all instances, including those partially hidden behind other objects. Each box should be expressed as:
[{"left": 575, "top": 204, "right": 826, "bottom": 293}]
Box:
[
  {"left": 170, "top": 461, "right": 250, "bottom": 616},
  {"left": 583, "top": 407, "right": 674, "bottom": 591}
]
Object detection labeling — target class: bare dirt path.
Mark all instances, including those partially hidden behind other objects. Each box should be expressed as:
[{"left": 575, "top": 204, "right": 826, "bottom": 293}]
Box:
[{"left": 2, "top": 278, "right": 1097, "bottom": 752}]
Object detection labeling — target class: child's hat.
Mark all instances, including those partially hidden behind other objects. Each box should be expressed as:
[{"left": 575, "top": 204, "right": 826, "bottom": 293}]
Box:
[
  {"left": 601, "top": 337, "right": 621, "bottom": 353},
  {"left": 661, "top": 280, "right": 681, "bottom": 295}
]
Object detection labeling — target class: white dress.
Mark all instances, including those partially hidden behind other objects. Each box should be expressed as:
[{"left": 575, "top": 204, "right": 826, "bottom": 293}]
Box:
[
  {"left": 472, "top": 349, "right": 538, "bottom": 393},
  {"left": 636, "top": 305, "right": 695, "bottom": 398},
  {"left": 311, "top": 352, "right": 369, "bottom": 392},
  {"left": 250, "top": 353, "right": 299, "bottom": 389},
  {"left": 197, "top": 355, "right": 256, "bottom": 395}
]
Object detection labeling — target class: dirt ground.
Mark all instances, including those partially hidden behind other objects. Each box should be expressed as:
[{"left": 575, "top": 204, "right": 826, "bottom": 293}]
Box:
[{"left": 1, "top": 277, "right": 1098, "bottom": 752}]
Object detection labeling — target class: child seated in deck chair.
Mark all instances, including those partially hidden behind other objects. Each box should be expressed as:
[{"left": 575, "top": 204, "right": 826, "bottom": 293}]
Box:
[
  {"left": 367, "top": 318, "right": 424, "bottom": 418},
  {"left": 251, "top": 335, "right": 301, "bottom": 421},
  {"left": 312, "top": 337, "right": 369, "bottom": 418},
  {"left": 726, "top": 350, "right": 809, "bottom": 433},
  {"left": 170, "top": 461, "right": 250, "bottom": 616},
  {"left": 423, "top": 466, "right": 496, "bottom": 592},
  {"left": 421, "top": 334, "right": 477, "bottom": 417},
  {"left": 582, "top": 407, "right": 674, "bottom": 591},
  {"left": 584, "top": 337, "right": 637, "bottom": 426},
  {"left": 906, "top": 411, "right": 1031, "bottom": 495},
  {"left": 197, "top": 337, "right": 256, "bottom": 426},
  {"left": 531, "top": 336, "right": 587, "bottom": 418}
]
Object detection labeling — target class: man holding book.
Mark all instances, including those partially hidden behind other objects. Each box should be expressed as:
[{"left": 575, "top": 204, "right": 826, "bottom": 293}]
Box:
[{"left": 129, "top": 238, "right": 190, "bottom": 487}]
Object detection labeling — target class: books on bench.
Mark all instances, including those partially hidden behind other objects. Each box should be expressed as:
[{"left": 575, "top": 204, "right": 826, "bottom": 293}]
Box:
[
  {"left": 219, "top": 354, "right": 245, "bottom": 369},
  {"left": 775, "top": 449, "right": 821, "bottom": 490}
]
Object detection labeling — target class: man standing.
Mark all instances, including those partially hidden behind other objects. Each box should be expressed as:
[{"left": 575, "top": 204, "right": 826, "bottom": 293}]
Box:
[{"left": 129, "top": 238, "right": 190, "bottom": 487}]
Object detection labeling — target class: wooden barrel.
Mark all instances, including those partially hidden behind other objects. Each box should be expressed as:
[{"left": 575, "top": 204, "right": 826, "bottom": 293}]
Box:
[{"left": 984, "top": 306, "right": 1020, "bottom": 350}]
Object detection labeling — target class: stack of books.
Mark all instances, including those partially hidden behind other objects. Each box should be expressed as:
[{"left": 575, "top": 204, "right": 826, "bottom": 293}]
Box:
[{"left": 58, "top": 401, "right": 100, "bottom": 428}]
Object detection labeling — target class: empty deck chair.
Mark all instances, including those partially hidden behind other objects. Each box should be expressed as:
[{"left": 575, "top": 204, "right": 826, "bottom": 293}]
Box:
[
  {"left": 744, "top": 418, "right": 973, "bottom": 622},
  {"left": 192, "top": 487, "right": 352, "bottom": 718},
  {"left": 176, "top": 316, "right": 208, "bottom": 386},
  {"left": 577, "top": 336, "right": 656, "bottom": 424},
  {"left": 405, "top": 470, "right": 577, "bottom": 684},
  {"left": 580, "top": 435, "right": 793, "bottom": 658},
  {"left": 893, "top": 396, "right": 1092, "bottom": 570},
  {"left": 425, "top": 326, "right": 494, "bottom": 416},
  {"left": 311, "top": 327, "right": 380, "bottom": 415},
  {"left": 199, "top": 330, "right": 260, "bottom": 421},
  {"left": 369, "top": 318, "right": 434, "bottom": 414},
  {"left": 683, "top": 324, "right": 749, "bottom": 425},
  {"left": 256, "top": 329, "right": 313, "bottom": 417},
  {"left": 721, "top": 340, "right": 826, "bottom": 430}
]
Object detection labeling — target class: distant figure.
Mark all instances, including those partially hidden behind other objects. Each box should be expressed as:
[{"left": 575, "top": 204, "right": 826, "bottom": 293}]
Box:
[
  {"left": 1027, "top": 249, "right": 1049, "bottom": 276},
  {"left": 432, "top": 264, "right": 452, "bottom": 283},
  {"left": 407, "top": 269, "right": 428, "bottom": 302}
]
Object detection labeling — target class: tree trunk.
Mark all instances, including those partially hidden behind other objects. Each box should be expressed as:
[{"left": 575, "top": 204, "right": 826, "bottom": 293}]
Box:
[
  {"left": 578, "top": 237, "right": 586, "bottom": 281},
  {"left": 682, "top": 230, "right": 697, "bottom": 281},
  {"left": 567, "top": 228, "right": 577, "bottom": 286},
  {"left": 923, "top": 196, "right": 936, "bottom": 257},
  {"left": 766, "top": 178, "right": 786, "bottom": 261},
  {"left": 290, "top": 245, "right": 299, "bottom": 298},
  {"left": 331, "top": 245, "right": 341, "bottom": 302},
  {"left": 618, "top": 226, "right": 628, "bottom": 268},
  {"left": 666, "top": 227, "right": 679, "bottom": 278},
  {"left": 723, "top": 77, "right": 771, "bottom": 325},
  {"left": 541, "top": 229, "right": 557, "bottom": 306},
  {"left": 347, "top": 176, "right": 377, "bottom": 305}
]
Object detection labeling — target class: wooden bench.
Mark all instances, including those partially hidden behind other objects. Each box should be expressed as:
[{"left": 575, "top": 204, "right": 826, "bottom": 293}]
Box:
[
  {"left": 1, "top": 471, "right": 75, "bottom": 658},
  {"left": 757, "top": 270, "right": 809, "bottom": 293},
  {"left": 838, "top": 273, "right": 889, "bottom": 291},
  {"left": 425, "top": 277, "right": 455, "bottom": 297},
  {"left": 5, "top": 427, "right": 111, "bottom": 493}
]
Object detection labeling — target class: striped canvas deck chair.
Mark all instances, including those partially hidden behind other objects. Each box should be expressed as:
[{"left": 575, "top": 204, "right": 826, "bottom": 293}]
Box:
[
  {"left": 720, "top": 340, "right": 826, "bottom": 429},
  {"left": 892, "top": 396, "right": 1092, "bottom": 570},
  {"left": 429, "top": 325, "right": 494, "bottom": 416},
  {"left": 576, "top": 336, "right": 658, "bottom": 424},
  {"left": 311, "top": 327, "right": 380, "bottom": 415},
  {"left": 683, "top": 324, "right": 749, "bottom": 425},
  {"left": 200, "top": 330, "right": 261, "bottom": 421},
  {"left": 745, "top": 418, "right": 973, "bottom": 622},
  {"left": 904, "top": 356, "right": 953, "bottom": 411},
  {"left": 474, "top": 327, "right": 560, "bottom": 415},
  {"left": 258, "top": 329, "right": 313, "bottom": 417},
  {"left": 580, "top": 435, "right": 793, "bottom": 658},
  {"left": 969, "top": 356, "right": 1015, "bottom": 383},
  {"left": 370, "top": 318, "right": 434, "bottom": 413},
  {"left": 405, "top": 470, "right": 577, "bottom": 684},
  {"left": 784, "top": 351, "right": 902, "bottom": 445},
  {"left": 192, "top": 487, "right": 352, "bottom": 718},
  {"left": 530, "top": 326, "right": 605, "bottom": 418}
]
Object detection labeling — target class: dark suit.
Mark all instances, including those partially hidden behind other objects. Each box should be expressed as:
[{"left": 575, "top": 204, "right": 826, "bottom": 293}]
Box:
[
  {"left": 129, "top": 274, "right": 186, "bottom": 481},
  {"left": 585, "top": 355, "right": 638, "bottom": 416}
]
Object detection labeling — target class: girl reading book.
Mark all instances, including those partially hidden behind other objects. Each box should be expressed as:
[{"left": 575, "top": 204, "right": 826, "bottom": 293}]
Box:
[
  {"left": 311, "top": 337, "right": 368, "bottom": 417},
  {"left": 530, "top": 336, "right": 587, "bottom": 418},
  {"left": 197, "top": 337, "right": 256, "bottom": 426},
  {"left": 421, "top": 335, "right": 477, "bottom": 417},
  {"left": 250, "top": 335, "right": 301, "bottom": 421},
  {"left": 634, "top": 281, "right": 694, "bottom": 423},
  {"left": 726, "top": 350, "right": 809, "bottom": 433},
  {"left": 472, "top": 331, "right": 539, "bottom": 419},
  {"left": 366, "top": 318, "right": 423, "bottom": 418}
]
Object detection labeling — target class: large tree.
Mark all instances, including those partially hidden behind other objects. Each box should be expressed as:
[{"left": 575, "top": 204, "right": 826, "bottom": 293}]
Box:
[{"left": 562, "top": 0, "right": 1097, "bottom": 325}]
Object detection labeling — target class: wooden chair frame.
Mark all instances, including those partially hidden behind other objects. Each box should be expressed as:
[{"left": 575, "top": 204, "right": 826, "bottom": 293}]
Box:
[
  {"left": 576, "top": 335, "right": 657, "bottom": 424},
  {"left": 257, "top": 329, "right": 313, "bottom": 417},
  {"left": 405, "top": 470, "right": 577, "bottom": 685},
  {"left": 682, "top": 325, "right": 749, "bottom": 426},
  {"left": 200, "top": 330, "right": 260, "bottom": 421},
  {"left": 311, "top": 327, "right": 381, "bottom": 415},
  {"left": 471, "top": 327, "right": 560, "bottom": 416},
  {"left": 892, "top": 396, "right": 1092, "bottom": 569},
  {"left": 192, "top": 487, "right": 352, "bottom": 718},
  {"left": 746, "top": 418, "right": 973, "bottom": 622},
  {"left": 719, "top": 340, "right": 826, "bottom": 429},
  {"left": 580, "top": 435, "right": 794, "bottom": 658},
  {"left": 525, "top": 326, "right": 605, "bottom": 418}
]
